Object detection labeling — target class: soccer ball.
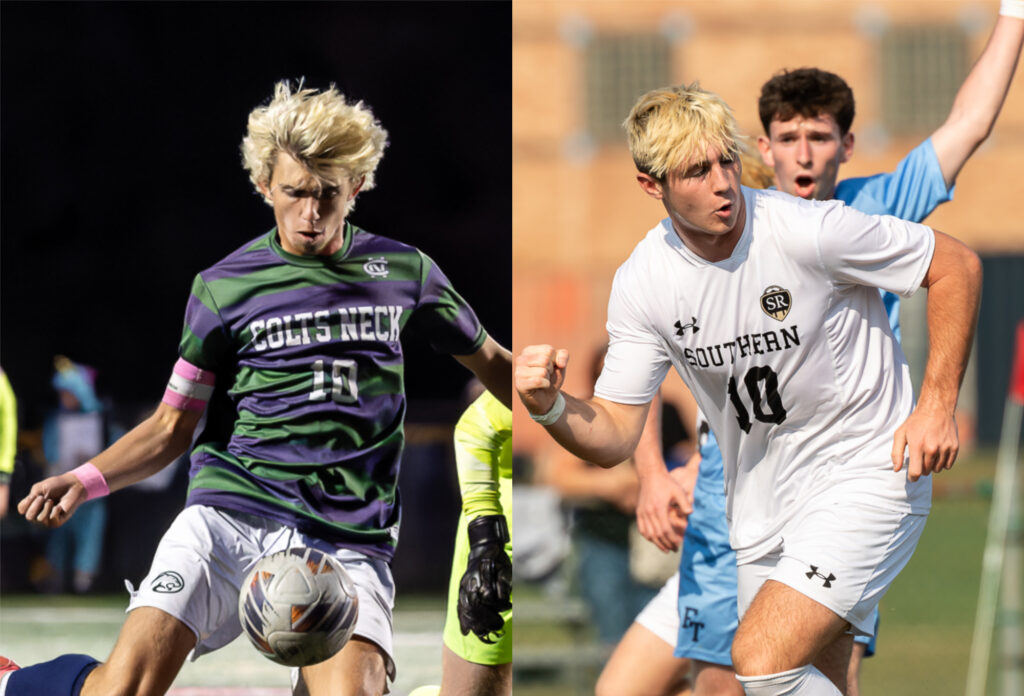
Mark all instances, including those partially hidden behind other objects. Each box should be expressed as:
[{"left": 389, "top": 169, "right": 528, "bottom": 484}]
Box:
[{"left": 238, "top": 546, "right": 359, "bottom": 667}]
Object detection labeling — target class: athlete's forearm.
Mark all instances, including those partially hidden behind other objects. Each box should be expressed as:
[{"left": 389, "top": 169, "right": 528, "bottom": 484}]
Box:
[
  {"left": 932, "top": 13, "right": 1024, "bottom": 186},
  {"left": 633, "top": 390, "right": 668, "bottom": 482},
  {"left": 457, "top": 336, "right": 513, "bottom": 410},
  {"left": 918, "top": 231, "right": 983, "bottom": 413},
  {"left": 542, "top": 393, "right": 650, "bottom": 468},
  {"left": 89, "top": 403, "right": 201, "bottom": 493}
]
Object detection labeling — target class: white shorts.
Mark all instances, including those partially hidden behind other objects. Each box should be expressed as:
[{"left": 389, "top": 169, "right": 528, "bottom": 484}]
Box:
[
  {"left": 634, "top": 570, "right": 680, "bottom": 646},
  {"left": 736, "top": 493, "right": 927, "bottom": 637},
  {"left": 127, "top": 505, "right": 396, "bottom": 679}
]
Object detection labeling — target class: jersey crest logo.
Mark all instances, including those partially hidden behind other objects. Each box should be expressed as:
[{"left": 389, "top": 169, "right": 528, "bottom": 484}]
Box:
[
  {"left": 151, "top": 570, "right": 185, "bottom": 593},
  {"left": 760, "top": 285, "right": 791, "bottom": 321},
  {"left": 363, "top": 257, "right": 390, "bottom": 278}
]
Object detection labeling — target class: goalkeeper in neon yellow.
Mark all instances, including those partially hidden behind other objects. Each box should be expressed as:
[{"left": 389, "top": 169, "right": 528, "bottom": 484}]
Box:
[
  {"left": 441, "top": 389, "right": 512, "bottom": 692},
  {"left": 0, "top": 368, "right": 16, "bottom": 518}
]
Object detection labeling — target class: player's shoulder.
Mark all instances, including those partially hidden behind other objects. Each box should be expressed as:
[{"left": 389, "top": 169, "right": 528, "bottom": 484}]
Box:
[
  {"left": 750, "top": 186, "right": 848, "bottom": 233},
  {"left": 748, "top": 187, "right": 859, "bottom": 266},
  {"left": 348, "top": 223, "right": 420, "bottom": 257},
  {"left": 197, "top": 230, "right": 278, "bottom": 279},
  {"left": 834, "top": 138, "right": 944, "bottom": 219},
  {"left": 749, "top": 185, "right": 839, "bottom": 215},
  {"left": 347, "top": 224, "right": 437, "bottom": 282},
  {"left": 619, "top": 218, "right": 676, "bottom": 270}
]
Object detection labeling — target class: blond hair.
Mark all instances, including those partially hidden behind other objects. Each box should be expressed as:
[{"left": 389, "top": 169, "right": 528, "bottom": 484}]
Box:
[
  {"left": 624, "top": 82, "right": 741, "bottom": 180},
  {"left": 241, "top": 80, "right": 388, "bottom": 199},
  {"left": 737, "top": 137, "right": 775, "bottom": 189}
]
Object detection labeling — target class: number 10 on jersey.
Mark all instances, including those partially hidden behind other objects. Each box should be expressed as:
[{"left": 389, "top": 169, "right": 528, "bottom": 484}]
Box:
[
  {"left": 727, "top": 365, "right": 787, "bottom": 433},
  {"left": 310, "top": 359, "right": 358, "bottom": 403}
]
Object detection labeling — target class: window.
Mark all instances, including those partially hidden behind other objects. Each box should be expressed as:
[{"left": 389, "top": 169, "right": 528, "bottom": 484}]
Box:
[
  {"left": 584, "top": 34, "right": 672, "bottom": 143},
  {"left": 880, "top": 24, "right": 967, "bottom": 134}
]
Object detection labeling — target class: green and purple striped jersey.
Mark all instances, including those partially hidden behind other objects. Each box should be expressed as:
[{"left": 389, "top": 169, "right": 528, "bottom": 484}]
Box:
[{"left": 179, "top": 223, "right": 486, "bottom": 560}]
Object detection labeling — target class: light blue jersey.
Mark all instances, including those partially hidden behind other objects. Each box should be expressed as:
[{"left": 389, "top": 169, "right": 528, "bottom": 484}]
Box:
[
  {"left": 835, "top": 138, "right": 954, "bottom": 340},
  {"left": 675, "top": 138, "right": 953, "bottom": 664}
]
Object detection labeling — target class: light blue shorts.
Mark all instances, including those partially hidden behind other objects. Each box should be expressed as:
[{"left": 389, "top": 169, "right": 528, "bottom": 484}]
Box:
[{"left": 674, "top": 475, "right": 738, "bottom": 666}]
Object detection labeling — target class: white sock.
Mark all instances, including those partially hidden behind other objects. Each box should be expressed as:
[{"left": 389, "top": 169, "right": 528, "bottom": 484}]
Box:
[{"left": 736, "top": 665, "right": 842, "bottom": 695}]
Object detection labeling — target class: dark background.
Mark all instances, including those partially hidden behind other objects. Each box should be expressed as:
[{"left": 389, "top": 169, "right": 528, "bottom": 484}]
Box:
[
  {"left": 1, "top": 1, "right": 511, "bottom": 592},
  {"left": 1, "top": 0, "right": 511, "bottom": 424}
]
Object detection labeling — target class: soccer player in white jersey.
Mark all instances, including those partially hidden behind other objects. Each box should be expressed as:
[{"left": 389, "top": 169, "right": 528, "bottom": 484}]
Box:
[
  {"left": 624, "top": 6, "right": 1023, "bottom": 694},
  {"left": 597, "top": 140, "right": 775, "bottom": 696},
  {"left": 515, "top": 82, "right": 981, "bottom": 696}
]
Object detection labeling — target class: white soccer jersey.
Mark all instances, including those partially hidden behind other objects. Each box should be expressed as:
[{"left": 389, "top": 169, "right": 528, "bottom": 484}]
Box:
[{"left": 594, "top": 186, "right": 936, "bottom": 563}]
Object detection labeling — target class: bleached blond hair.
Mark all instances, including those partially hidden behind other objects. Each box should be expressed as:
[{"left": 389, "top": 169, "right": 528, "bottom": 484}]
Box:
[
  {"left": 737, "top": 136, "right": 775, "bottom": 189},
  {"left": 241, "top": 80, "right": 388, "bottom": 200},
  {"left": 624, "top": 82, "right": 741, "bottom": 181}
]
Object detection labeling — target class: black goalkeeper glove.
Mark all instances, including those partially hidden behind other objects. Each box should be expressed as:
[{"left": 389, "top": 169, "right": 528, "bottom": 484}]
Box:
[{"left": 457, "top": 514, "right": 512, "bottom": 643}]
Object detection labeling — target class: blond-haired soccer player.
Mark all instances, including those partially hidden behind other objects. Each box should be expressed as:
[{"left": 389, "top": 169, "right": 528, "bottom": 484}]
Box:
[
  {"left": 596, "top": 139, "right": 774, "bottom": 696},
  {"left": 8, "top": 81, "right": 511, "bottom": 696},
  {"left": 515, "top": 82, "right": 981, "bottom": 695},
  {"left": 628, "top": 6, "right": 1022, "bottom": 695}
]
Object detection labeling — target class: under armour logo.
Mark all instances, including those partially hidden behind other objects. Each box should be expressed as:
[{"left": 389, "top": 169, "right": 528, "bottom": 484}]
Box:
[
  {"left": 806, "top": 565, "right": 836, "bottom": 588},
  {"left": 675, "top": 317, "right": 700, "bottom": 336}
]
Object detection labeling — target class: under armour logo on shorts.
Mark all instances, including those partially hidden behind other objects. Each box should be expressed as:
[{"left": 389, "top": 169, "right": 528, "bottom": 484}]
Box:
[{"left": 805, "top": 565, "right": 836, "bottom": 588}]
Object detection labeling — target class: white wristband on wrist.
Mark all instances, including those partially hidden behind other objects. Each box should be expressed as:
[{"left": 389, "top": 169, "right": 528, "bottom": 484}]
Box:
[
  {"left": 1002, "top": 0, "right": 1024, "bottom": 19},
  {"left": 529, "top": 392, "right": 566, "bottom": 426}
]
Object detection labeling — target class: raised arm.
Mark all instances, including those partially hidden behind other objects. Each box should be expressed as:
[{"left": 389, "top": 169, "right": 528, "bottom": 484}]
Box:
[
  {"left": 930, "top": 4, "right": 1024, "bottom": 187},
  {"left": 891, "top": 230, "right": 983, "bottom": 480},
  {"left": 18, "top": 402, "right": 202, "bottom": 527},
  {"left": 456, "top": 335, "right": 513, "bottom": 409},
  {"left": 515, "top": 344, "right": 650, "bottom": 466}
]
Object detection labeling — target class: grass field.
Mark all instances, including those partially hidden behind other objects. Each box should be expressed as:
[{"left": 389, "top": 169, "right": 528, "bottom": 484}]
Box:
[
  {"left": 0, "top": 449, "right": 1016, "bottom": 694},
  {"left": 512, "top": 448, "right": 1017, "bottom": 696},
  {"left": 0, "top": 594, "right": 446, "bottom": 695}
]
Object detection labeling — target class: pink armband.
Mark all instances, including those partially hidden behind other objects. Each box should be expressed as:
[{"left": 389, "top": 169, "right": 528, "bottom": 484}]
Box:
[
  {"left": 162, "top": 358, "right": 216, "bottom": 412},
  {"left": 72, "top": 462, "right": 110, "bottom": 500}
]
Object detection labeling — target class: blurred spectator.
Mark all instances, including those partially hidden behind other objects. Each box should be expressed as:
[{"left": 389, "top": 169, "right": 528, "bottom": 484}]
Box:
[
  {"left": 536, "top": 344, "right": 693, "bottom": 644},
  {"left": 35, "top": 356, "right": 108, "bottom": 593},
  {"left": 0, "top": 368, "right": 16, "bottom": 518}
]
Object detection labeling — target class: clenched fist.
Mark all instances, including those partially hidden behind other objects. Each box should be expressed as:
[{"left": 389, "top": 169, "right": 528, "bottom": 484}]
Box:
[{"left": 514, "top": 344, "right": 569, "bottom": 416}]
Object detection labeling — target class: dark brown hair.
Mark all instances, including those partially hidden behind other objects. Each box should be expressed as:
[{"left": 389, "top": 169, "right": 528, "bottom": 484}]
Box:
[{"left": 758, "top": 68, "right": 855, "bottom": 136}]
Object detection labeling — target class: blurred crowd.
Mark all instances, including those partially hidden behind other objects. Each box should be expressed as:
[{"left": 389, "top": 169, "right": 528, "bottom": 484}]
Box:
[
  {"left": 514, "top": 343, "right": 696, "bottom": 646},
  {"left": 0, "top": 358, "right": 184, "bottom": 595}
]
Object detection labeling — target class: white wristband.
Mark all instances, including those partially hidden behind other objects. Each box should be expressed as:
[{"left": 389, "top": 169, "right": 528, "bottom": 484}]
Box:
[
  {"left": 529, "top": 392, "right": 566, "bottom": 426},
  {"left": 1002, "top": 0, "right": 1024, "bottom": 19}
]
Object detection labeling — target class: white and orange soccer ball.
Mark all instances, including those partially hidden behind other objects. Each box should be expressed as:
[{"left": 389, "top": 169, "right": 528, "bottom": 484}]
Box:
[{"left": 238, "top": 547, "right": 359, "bottom": 667}]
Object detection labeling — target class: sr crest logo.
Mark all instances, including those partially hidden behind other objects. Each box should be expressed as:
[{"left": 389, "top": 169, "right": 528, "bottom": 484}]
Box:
[{"left": 760, "top": 285, "right": 791, "bottom": 321}]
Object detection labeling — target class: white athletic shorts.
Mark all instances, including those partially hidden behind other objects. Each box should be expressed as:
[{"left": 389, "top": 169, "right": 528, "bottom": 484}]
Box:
[
  {"left": 736, "top": 490, "right": 927, "bottom": 637},
  {"left": 634, "top": 570, "right": 680, "bottom": 646},
  {"left": 126, "top": 505, "right": 396, "bottom": 679}
]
